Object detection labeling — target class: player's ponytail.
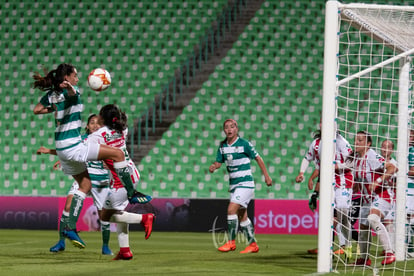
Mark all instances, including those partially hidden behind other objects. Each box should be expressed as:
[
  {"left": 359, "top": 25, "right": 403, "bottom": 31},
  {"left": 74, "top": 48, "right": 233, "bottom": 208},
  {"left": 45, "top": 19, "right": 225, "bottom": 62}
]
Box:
[
  {"left": 99, "top": 104, "right": 127, "bottom": 134},
  {"left": 32, "top": 63, "right": 75, "bottom": 92}
]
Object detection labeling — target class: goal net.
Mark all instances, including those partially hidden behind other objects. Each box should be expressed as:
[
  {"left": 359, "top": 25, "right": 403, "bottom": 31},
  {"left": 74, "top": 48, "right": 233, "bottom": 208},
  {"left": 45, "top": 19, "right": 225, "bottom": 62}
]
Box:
[{"left": 319, "top": 1, "right": 414, "bottom": 274}]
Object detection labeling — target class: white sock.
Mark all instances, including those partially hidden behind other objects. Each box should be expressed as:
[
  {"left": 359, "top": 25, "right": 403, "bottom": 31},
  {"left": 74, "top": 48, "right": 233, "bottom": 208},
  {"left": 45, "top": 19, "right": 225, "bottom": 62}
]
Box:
[
  {"left": 336, "top": 223, "right": 346, "bottom": 247},
  {"left": 368, "top": 214, "right": 392, "bottom": 253},
  {"left": 386, "top": 223, "right": 395, "bottom": 252},
  {"left": 110, "top": 211, "right": 143, "bottom": 224},
  {"left": 116, "top": 223, "right": 129, "bottom": 248}
]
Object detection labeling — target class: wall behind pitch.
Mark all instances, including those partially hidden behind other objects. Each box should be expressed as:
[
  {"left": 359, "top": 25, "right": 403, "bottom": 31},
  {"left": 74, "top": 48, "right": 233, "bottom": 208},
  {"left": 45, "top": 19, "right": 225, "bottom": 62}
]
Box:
[{"left": 0, "top": 197, "right": 317, "bottom": 234}]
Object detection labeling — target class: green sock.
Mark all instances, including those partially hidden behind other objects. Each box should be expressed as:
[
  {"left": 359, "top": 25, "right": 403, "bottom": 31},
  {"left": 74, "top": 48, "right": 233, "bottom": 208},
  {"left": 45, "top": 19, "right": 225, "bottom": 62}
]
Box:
[
  {"left": 227, "top": 215, "right": 238, "bottom": 241},
  {"left": 59, "top": 212, "right": 69, "bottom": 240},
  {"left": 240, "top": 219, "right": 256, "bottom": 244},
  {"left": 67, "top": 192, "right": 85, "bottom": 230},
  {"left": 114, "top": 166, "right": 135, "bottom": 198},
  {"left": 101, "top": 221, "right": 111, "bottom": 246}
]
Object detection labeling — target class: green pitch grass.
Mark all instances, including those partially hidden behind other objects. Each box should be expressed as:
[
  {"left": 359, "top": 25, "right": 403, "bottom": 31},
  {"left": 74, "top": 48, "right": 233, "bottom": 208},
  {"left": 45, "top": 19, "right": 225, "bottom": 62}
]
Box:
[{"left": 0, "top": 230, "right": 411, "bottom": 276}]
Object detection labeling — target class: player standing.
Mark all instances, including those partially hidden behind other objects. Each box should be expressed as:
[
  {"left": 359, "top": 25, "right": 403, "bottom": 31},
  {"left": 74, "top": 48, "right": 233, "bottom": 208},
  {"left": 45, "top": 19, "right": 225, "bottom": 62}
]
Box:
[
  {"left": 88, "top": 104, "right": 155, "bottom": 260},
  {"left": 33, "top": 63, "right": 151, "bottom": 248},
  {"left": 296, "top": 123, "right": 354, "bottom": 258},
  {"left": 209, "top": 119, "right": 272, "bottom": 254},
  {"left": 43, "top": 114, "right": 112, "bottom": 254},
  {"left": 351, "top": 131, "right": 396, "bottom": 266},
  {"left": 366, "top": 139, "right": 397, "bottom": 265}
]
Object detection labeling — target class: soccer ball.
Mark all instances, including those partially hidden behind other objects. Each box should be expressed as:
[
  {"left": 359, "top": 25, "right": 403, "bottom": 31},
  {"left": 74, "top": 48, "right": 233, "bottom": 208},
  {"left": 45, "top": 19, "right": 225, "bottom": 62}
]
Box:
[{"left": 87, "top": 68, "right": 111, "bottom": 92}]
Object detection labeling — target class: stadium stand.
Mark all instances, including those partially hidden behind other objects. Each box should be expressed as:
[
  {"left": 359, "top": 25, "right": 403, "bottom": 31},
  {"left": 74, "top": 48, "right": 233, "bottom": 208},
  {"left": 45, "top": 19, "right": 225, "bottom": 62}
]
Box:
[
  {"left": 0, "top": 0, "right": 229, "bottom": 196},
  {"left": 1, "top": 0, "right": 329, "bottom": 199},
  {"left": 139, "top": 0, "right": 324, "bottom": 199}
]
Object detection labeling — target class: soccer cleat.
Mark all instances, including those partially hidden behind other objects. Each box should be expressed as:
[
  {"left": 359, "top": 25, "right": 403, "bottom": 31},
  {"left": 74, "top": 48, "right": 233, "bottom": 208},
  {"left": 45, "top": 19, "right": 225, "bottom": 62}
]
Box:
[
  {"left": 334, "top": 248, "right": 344, "bottom": 255},
  {"left": 344, "top": 246, "right": 352, "bottom": 259},
  {"left": 102, "top": 245, "right": 113, "bottom": 255},
  {"left": 113, "top": 248, "right": 133, "bottom": 260},
  {"left": 141, "top": 213, "right": 155, "bottom": 240},
  {"left": 50, "top": 240, "right": 65, "bottom": 252},
  {"left": 381, "top": 252, "right": 396, "bottom": 265},
  {"left": 307, "top": 248, "right": 318, "bottom": 254},
  {"left": 240, "top": 242, "right": 259, "bottom": 254},
  {"left": 218, "top": 240, "right": 236, "bottom": 252},
  {"left": 63, "top": 229, "right": 86, "bottom": 249},
  {"left": 353, "top": 257, "right": 371, "bottom": 266},
  {"left": 128, "top": 191, "right": 153, "bottom": 204}
]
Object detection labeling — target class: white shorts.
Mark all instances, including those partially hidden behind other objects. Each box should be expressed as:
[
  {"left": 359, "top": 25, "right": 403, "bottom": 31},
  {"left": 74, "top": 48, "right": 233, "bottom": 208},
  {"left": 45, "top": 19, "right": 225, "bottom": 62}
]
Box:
[
  {"left": 68, "top": 181, "right": 109, "bottom": 211},
  {"left": 334, "top": 186, "right": 352, "bottom": 209},
  {"left": 103, "top": 187, "right": 129, "bottom": 211},
  {"left": 90, "top": 186, "right": 110, "bottom": 210},
  {"left": 371, "top": 195, "right": 394, "bottom": 219},
  {"left": 230, "top": 188, "right": 254, "bottom": 208},
  {"left": 57, "top": 142, "right": 100, "bottom": 176},
  {"left": 407, "top": 188, "right": 414, "bottom": 215}
]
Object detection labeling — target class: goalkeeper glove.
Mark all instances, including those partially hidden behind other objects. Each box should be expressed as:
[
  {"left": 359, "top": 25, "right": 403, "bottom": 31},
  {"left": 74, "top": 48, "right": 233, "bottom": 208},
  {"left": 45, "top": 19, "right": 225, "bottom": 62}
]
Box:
[{"left": 308, "top": 191, "right": 319, "bottom": 213}]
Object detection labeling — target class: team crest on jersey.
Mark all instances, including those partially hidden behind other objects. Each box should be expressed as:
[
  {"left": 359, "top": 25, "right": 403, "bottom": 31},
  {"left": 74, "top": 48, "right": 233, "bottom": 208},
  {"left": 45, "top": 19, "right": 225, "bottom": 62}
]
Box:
[{"left": 226, "top": 154, "right": 233, "bottom": 161}]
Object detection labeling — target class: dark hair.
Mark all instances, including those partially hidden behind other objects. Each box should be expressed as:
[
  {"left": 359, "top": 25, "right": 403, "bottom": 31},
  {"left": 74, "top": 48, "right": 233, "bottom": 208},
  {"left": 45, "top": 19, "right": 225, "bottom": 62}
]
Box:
[
  {"left": 313, "top": 130, "right": 321, "bottom": 139},
  {"left": 99, "top": 104, "right": 127, "bottom": 133},
  {"left": 85, "top": 114, "right": 97, "bottom": 135},
  {"left": 357, "top": 130, "right": 372, "bottom": 146},
  {"left": 32, "top": 63, "right": 76, "bottom": 92}
]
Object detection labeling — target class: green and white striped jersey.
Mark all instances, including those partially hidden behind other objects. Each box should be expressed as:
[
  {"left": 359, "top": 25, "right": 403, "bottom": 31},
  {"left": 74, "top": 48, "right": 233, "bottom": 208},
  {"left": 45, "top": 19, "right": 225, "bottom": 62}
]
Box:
[
  {"left": 215, "top": 137, "right": 259, "bottom": 192},
  {"left": 39, "top": 86, "right": 83, "bottom": 151}
]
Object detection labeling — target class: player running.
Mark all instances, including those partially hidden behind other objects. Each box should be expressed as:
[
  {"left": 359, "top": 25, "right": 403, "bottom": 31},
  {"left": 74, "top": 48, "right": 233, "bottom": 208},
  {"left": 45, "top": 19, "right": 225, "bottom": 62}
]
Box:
[
  {"left": 33, "top": 63, "right": 152, "bottom": 248},
  {"left": 209, "top": 119, "right": 272, "bottom": 254}
]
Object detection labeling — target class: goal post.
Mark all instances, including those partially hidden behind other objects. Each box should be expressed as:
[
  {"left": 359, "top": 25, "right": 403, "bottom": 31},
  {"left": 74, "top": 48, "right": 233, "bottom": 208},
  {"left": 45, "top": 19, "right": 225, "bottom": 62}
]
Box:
[{"left": 320, "top": 1, "right": 414, "bottom": 273}]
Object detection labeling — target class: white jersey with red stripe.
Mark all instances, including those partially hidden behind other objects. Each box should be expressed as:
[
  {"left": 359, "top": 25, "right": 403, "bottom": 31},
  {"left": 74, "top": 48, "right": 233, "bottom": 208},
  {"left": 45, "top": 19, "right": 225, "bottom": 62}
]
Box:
[
  {"left": 304, "top": 133, "right": 353, "bottom": 188},
  {"left": 353, "top": 148, "right": 389, "bottom": 203},
  {"left": 305, "top": 138, "right": 321, "bottom": 169},
  {"left": 87, "top": 126, "right": 140, "bottom": 189},
  {"left": 334, "top": 133, "right": 353, "bottom": 189}
]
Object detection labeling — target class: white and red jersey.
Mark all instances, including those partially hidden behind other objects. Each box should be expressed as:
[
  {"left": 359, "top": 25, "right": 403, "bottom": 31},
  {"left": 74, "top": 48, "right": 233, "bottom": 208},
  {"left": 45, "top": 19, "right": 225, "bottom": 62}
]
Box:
[
  {"left": 88, "top": 126, "right": 140, "bottom": 189},
  {"left": 353, "top": 148, "right": 393, "bottom": 203},
  {"left": 334, "top": 134, "right": 353, "bottom": 189},
  {"left": 305, "top": 138, "right": 321, "bottom": 170},
  {"left": 304, "top": 134, "right": 353, "bottom": 188}
]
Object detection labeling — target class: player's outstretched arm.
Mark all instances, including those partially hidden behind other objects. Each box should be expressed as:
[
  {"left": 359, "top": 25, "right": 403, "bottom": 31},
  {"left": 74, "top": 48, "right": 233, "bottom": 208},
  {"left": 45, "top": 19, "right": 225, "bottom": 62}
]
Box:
[
  {"left": 255, "top": 156, "right": 272, "bottom": 186},
  {"left": 36, "top": 146, "right": 57, "bottom": 156}
]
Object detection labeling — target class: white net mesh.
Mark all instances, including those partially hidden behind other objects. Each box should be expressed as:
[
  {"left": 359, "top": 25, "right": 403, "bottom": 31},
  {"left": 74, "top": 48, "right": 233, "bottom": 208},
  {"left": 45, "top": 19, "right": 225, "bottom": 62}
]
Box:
[{"left": 331, "top": 3, "right": 414, "bottom": 275}]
